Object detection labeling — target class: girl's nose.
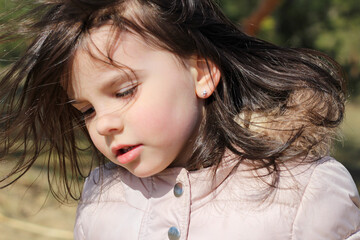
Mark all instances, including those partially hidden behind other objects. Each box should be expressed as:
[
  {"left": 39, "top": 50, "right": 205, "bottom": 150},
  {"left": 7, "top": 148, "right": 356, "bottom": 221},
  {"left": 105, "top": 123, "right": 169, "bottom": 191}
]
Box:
[{"left": 95, "top": 112, "right": 123, "bottom": 136}]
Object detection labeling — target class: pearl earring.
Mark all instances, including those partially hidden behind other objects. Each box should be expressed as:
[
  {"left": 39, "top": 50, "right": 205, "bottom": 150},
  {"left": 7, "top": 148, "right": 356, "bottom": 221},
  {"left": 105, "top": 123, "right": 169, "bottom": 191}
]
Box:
[{"left": 202, "top": 90, "right": 207, "bottom": 97}]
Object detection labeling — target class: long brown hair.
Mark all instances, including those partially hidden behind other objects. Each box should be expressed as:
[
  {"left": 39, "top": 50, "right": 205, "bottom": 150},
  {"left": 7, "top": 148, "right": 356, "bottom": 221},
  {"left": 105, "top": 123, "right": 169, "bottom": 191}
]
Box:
[{"left": 0, "top": 0, "right": 345, "bottom": 202}]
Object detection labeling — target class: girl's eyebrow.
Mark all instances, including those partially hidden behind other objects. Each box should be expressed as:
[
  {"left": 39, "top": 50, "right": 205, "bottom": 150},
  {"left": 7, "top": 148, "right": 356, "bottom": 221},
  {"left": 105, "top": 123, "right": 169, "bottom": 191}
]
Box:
[{"left": 100, "top": 68, "right": 141, "bottom": 90}]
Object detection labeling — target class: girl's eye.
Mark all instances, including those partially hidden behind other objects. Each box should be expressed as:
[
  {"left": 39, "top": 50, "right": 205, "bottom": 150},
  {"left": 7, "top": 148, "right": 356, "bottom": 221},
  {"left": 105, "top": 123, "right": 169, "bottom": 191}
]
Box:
[
  {"left": 81, "top": 107, "right": 95, "bottom": 118},
  {"left": 116, "top": 85, "right": 138, "bottom": 98}
]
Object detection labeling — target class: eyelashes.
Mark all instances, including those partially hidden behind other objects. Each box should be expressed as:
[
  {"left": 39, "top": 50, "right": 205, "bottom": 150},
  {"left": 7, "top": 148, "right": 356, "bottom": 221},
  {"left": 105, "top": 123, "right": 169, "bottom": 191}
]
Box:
[
  {"left": 79, "top": 84, "right": 139, "bottom": 120},
  {"left": 115, "top": 84, "right": 137, "bottom": 98},
  {"left": 81, "top": 107, "right": 95, "bottom": 118}
]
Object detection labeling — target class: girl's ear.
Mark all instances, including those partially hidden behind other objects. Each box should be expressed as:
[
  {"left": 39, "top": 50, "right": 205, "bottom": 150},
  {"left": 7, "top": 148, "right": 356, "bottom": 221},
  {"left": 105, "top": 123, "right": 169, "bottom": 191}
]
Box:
[{"left": 191, "top": 57, "right": 221, "bottom": 99}]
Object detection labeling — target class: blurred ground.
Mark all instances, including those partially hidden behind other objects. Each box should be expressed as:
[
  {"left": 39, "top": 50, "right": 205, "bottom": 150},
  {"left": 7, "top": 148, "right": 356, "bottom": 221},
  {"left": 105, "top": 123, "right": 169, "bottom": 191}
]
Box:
[{"left": 0, "top": 169, "right": 76, "bottom": 240}]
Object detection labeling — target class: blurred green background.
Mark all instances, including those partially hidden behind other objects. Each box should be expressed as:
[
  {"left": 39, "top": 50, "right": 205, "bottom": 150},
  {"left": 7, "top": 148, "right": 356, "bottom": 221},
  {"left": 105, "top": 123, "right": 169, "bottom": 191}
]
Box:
[{"left": 0, "top": 0, "right": 359, "bottom": 239}]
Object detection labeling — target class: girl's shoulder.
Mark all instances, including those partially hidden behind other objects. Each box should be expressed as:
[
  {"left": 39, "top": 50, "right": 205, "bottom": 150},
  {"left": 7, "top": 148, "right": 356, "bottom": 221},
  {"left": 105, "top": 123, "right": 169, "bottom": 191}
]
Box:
[
  {"left": 282, "top": 156, "right": 358, "bottom": 191},
  {"left": 289, "top": 156, "right": 359, "bottom": 203},
  {"left": 227, "top": 157, "right": 360, "bottom": 238},
  {"left": 284, "top": 157, "right": 360, "bottom": 239},
  {"left": 306, "top": 157, "right": 358, "bottom": 191}
]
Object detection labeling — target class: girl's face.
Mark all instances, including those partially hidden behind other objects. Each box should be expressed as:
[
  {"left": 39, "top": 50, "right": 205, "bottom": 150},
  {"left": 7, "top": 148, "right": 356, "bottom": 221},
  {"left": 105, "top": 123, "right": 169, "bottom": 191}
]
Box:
[{"left": 69, "top": 26, "right": 204, "bottom": 177}]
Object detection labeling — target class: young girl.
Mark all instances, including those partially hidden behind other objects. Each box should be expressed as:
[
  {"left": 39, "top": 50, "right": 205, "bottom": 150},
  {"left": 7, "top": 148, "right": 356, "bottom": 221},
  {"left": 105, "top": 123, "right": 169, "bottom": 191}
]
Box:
[{"left": 1, "top": 0, "right": 359, "bottom": 239}]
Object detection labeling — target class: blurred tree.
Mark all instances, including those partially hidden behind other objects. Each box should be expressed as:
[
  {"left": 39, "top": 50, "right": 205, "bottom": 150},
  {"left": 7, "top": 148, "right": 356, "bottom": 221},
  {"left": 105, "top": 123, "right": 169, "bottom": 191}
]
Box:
[
  {"left": 275, "top": 0, "right": 360, "bottom": 98},
  {"left": 217, "top": 0, "right": 259, "bottom": 23},
  {"left": 0, "top": 0, "right": 32, "bottom": 67},
  {"left": 242, "top": 0, "right": 282, "bottom": 36},
  {"left": 218, "top": 0, "right": 360, "bottom": 99}
]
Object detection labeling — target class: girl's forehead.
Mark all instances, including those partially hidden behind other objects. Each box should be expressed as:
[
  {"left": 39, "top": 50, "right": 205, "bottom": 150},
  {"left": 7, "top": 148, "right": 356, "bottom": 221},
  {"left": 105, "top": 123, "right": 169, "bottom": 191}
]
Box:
[
  {"left": 72, "top": 24, "right": 184, "bottom": 74},
  {"left": 80, "top": 25, "right": 147, "bottom": 61},
  {"left": 68, "top": 25, "right": 186, "bottom": 94},
  {"left": 71, "top": 26, "right": 148, "bottom": 76}
]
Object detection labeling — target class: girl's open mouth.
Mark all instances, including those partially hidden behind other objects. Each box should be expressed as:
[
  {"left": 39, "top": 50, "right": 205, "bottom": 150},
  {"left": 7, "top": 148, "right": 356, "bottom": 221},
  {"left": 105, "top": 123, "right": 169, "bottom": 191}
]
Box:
[
  {"left": 118, "top": 146, "right": 137, "bottom": 155},
  {"left": 115, "top": 145, "right": 142, "bottom": 164}
]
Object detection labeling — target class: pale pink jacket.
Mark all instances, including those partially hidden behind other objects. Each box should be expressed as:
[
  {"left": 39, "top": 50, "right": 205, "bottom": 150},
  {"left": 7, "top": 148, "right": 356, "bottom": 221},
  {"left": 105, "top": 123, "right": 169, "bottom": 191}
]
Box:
[{"left": 74, "top": 156, "right": 360, "bottom": 239}]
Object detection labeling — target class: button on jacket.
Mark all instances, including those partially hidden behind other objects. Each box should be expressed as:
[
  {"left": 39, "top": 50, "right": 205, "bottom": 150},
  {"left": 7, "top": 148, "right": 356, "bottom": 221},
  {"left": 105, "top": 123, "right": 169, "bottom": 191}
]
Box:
[{"left": 74, "top": 156, "right": 360, "bottom": 239}]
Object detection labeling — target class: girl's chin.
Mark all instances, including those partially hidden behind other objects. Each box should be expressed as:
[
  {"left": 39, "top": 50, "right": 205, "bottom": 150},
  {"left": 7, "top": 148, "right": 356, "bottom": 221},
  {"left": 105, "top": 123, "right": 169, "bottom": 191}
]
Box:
[{"left": 125, "top": 162, "right": 172, "bottom": 178}]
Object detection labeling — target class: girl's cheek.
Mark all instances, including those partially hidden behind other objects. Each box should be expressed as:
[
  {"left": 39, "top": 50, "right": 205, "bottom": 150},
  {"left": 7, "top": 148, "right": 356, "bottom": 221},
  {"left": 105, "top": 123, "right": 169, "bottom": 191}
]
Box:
[
  {"left": 131, "top": 98, "right": 198, "bottom": 141},
  {"left": 132, "top": 105, "right": 168, "bottom": 132}
]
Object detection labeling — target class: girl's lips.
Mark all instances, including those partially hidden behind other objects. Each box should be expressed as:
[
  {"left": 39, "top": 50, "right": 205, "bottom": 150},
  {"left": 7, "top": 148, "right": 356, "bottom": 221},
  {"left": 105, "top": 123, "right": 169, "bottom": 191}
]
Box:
[{"left": 115, "top": 144, "right": 142, "bottom": 165}]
